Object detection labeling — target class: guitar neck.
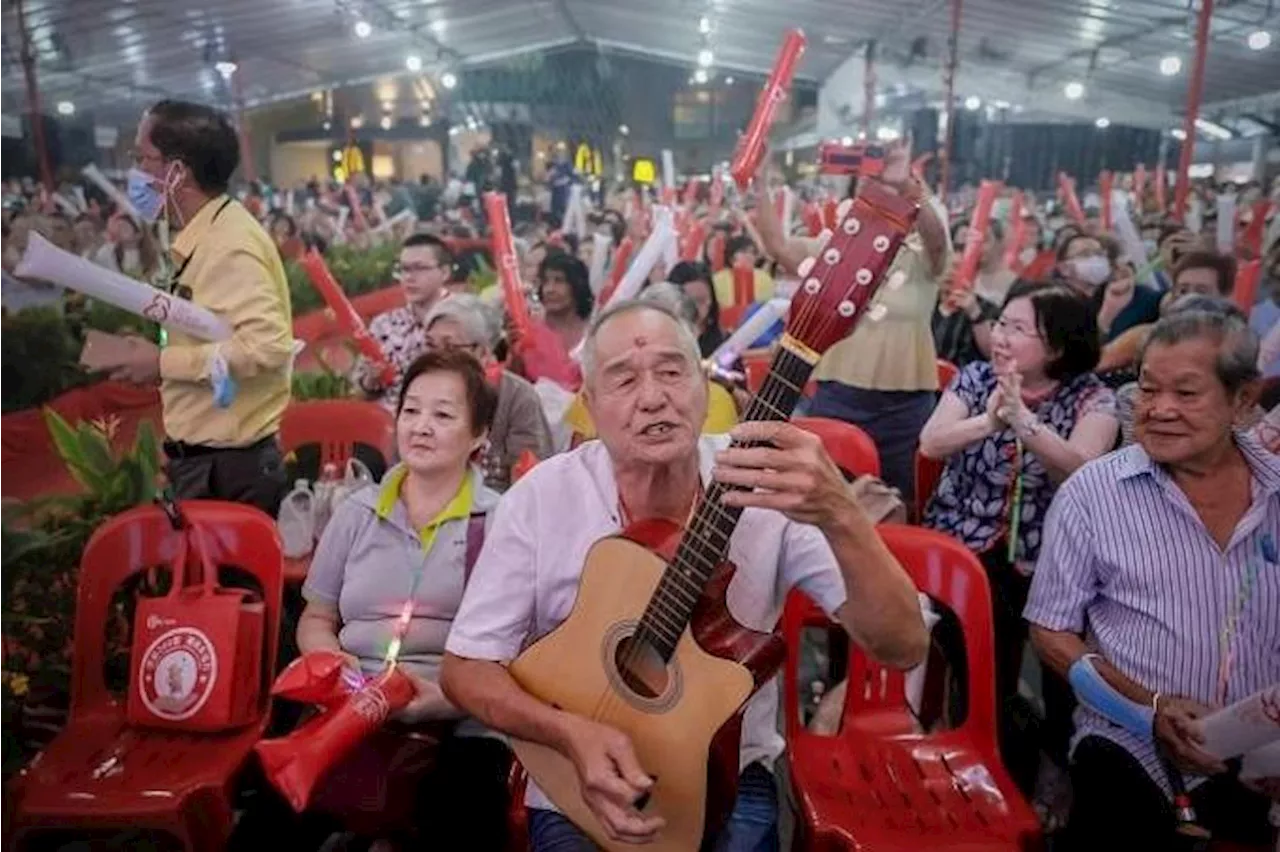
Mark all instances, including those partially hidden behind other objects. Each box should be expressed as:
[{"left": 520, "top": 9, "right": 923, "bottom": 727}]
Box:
[{"left": 637, "top": 344, "right": 818, "bottom": 661}]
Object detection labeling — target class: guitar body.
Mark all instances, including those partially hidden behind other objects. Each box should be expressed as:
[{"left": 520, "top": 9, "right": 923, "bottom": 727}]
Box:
[{"left": 508, "top": 520, "right": 785, "bottom": 852}]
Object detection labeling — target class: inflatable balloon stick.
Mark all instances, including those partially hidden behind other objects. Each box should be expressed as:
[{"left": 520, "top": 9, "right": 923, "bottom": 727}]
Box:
[
  {"left": 343, "top": 183, "right": 369, "bottom": 232},
  {"left": 16, "top": 232, "right": 230, "bottom": 340},
  {"left": 731, "top": 263, "right": 756, "bottom": 307},
  {"left": 1098, "top": 171, "right": 1114, "bottom": 231},
  {"left": 709, "top": 169, "right": 725, "bottom": 216},
  {"left": 82, "top": 164, "right": 142, "bottom": 221},
  {"left": 599, "top": 237, "right": 635, "bottom": 305},
  {"left": 1155, "top": 162, "right": 1168, "bottom": 213},
  {"left": 1057, "top": 172, "right": 1087, "bottom": 228},
  {"left": 1243, "top": 200, "right": 1272, "bottom": 257},
  {"left": 299, "top": 249, "right": 397, "bottom": 387},
  {"left": 483, "top": 192, "right": 533, "bottom": 339},
  {"left": 1003, "top": 191, "right": 1026, "bottom": 271},
  {"left": 952, "top": 180, "right": 1001, "bottom": 294},
  {"left": 731, "top": 29, "right": 806, "bottom": 188},
  {"left": 709, "top": 298, "right": 790, "bottom": 369},
  {"left": 254, "top": 651, "right": 416, "bottom": 812},
  {"left": 1132, "top": 164, "right": 1148, "bottom": 209},
  {"left": 601, "top": 207, "right": 676, "bottom": 310},
  {"left": 679, "top": 218, "right": 708, "bottom": 262},
  {"left": 802, "top": 202, "right": 824, "bottom": 237}
]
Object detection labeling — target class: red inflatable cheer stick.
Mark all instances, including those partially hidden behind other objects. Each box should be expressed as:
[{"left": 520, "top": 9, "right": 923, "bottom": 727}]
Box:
[
  {"left": 484, "top": 192, "right": 533, "bottom": 340},
  {"left": 1003, "top": 190, "right": 1026, "bottom": 272},
  {"left": 254, "top": 652, "right": 416, "bottom": 812},
  {"left": 1099, "top": 171, "right": 1114, "bottom": 231},
  {"left": 1132, "top": 164, "right": 1148, "bottom": 211},
  {"left": 599, "top": 237, "right": 635, "bottom": 306},
  {"left": 680, "top": 219, "right": 708, "bottom": 262},
  {"left": 1057, "top": 172, "right": 1087, "bottom": 228},
  {"left": 730, "top": 29, "right": 806, "bottom": 189},
  {"left": 1154, "top": 162, "right": 1168, "bottom": 214},
  {"left": 951, "top": 180, "right": 1001, "bottom": 296},
  {"left": 299, "top": 249, "right": 397, "bottom": 387}
]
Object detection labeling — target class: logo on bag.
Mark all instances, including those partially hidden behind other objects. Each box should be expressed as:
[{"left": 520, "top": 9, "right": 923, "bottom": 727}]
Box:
[{"left": 137, "top": 627, "right": 218, "bottom": 720}]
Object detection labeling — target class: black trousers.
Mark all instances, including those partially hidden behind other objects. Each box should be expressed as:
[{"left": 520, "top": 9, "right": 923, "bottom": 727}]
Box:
[
  {"left": 165, "top": 435, "right": 288, "bottom": 518},
  {"left": 1065, "top": 735, "right": 1275, "bottom": 851}
]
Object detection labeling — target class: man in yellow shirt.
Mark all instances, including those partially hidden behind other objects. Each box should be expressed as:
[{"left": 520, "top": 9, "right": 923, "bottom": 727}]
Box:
[{"left": 106, "top": 100, "right": 294, "bottom": 515}]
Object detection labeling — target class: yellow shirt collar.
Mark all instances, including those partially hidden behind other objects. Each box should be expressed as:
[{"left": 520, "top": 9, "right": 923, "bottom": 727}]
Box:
[
  {"left": 375, "top": 466, "right": 474, "bottom": 549},
  {"left": 171, "top": 194, "right": 230, "bottom": 261}
]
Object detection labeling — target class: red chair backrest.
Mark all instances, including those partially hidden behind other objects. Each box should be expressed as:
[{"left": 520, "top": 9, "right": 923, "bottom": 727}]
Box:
[
  {"left": 792, "top": 416, "right": 880, "bottom": 479},
  {"left": 71, "top": 502, "right": 284, "bottom": 724},
  {"left": 782, "top": 524, "right": 998, "bottom": 755},
  {"left": 936, "top": 358, "right": 959, "bottom": 391},
  {"left": 914, "top": 451, "right": 945, "bottom": 521},
  {"left": 280, "top": 400, "right": 395, "bottom": 471}
]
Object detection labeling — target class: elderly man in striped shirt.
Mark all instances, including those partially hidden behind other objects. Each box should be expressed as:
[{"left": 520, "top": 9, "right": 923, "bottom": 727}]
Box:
[{"left": 1025, "top": 304, "right": 1279, "bottom": 849}]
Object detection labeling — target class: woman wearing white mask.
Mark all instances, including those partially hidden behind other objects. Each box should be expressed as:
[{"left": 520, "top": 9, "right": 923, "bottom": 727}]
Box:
[{"left": 1055, "top": 233, "right": 1161, "bottom": 344}]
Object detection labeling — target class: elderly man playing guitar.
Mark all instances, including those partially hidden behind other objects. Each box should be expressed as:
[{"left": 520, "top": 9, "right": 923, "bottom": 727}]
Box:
[{"left": 442, "top": 286, "right": 927, "bottom": 851}]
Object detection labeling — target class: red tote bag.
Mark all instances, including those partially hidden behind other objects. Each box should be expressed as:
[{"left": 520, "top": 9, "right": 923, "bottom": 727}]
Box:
[{"left": 127, "top": 522, "right": 266, "bottom": 731}]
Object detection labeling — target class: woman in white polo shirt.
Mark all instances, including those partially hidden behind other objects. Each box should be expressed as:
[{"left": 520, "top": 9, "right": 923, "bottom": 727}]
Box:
[{"left": 296, "top": 349, "right": 510, "bottom": 850}]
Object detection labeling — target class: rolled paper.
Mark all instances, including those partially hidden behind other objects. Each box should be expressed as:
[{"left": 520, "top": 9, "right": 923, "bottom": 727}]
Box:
[
  {"left": 1195, "top": 685, "right": 1280, "bottom": 761},
  {"left": 1003, "top": 191, "right": 1026, "bottom": 270},
  {"left": 731, "top": 29, "right": 806, "bottom": 188},
  {"left": 1067, "top": 656, "right": 1154, "bottom": 739},
  {"left": 255, "top": 663, "right": 416, "bottom": 812},
  {"left": 1099, "top": 171, "right": 1114, "bottom": 231},
  {"left": 602, "top": 206, "right": 676, "bottom": 309},
  {"left": 587, "top": 232, "right": 612, "bottom": 295},
  {"left": 16, "top": 232, "right": 230, "bottom": 340},
  {"left": 1057, "top": 172, "right": 1087, "bottom": 228},
  {"left": 299, "top": 249, "right": 397, "bottom": 387},
  {"left": 951, "top": 180, "right": 1000, "bottom": 293},
  {"left": 483, "top": 192, "right": 533, "bottom": 340},
  {"left": 82, "top": 163, "right": 141, "bottom": 221},
  {"left": 344, "top": 183, "right": 368, "bottom": 231},
  {"left": 600, "top": 237, "right": 635, "bottom": 305},
  {"left": 679, "top": 219, "right": 707, "bottom": 263},
  {"left": 1132, "top": 164, "right": 1148, "bottom": 210},
  {"left": 1155, "top": 162, "right": 1167, "bottom": 213},
  {"left": 1216, "top": 192, "right": 1236, "bottom": 254},
  {"left": 709, "top": 297, "right": 789, "bottom": 369}
]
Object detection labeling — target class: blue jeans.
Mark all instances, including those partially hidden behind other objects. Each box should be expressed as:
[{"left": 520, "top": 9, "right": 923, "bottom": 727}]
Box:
[
  {"left": 527, "top": 762, "right": 779, "bottom": 852},
  {"left": 807, "top": 382, "right": 936, "bottom": 507}
]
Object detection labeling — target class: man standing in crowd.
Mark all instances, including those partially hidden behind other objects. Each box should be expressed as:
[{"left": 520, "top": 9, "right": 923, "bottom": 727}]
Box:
[
  {"left": 352, "top": 233, "right": 454, "bottom": 410},
  {"left": 106, "top": 100, "right": 294, "bottom": 515}
]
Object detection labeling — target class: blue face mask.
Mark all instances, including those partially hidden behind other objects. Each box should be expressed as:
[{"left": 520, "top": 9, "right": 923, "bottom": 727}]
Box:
[{"left": 127, "top": 167, "right": 165, "bottom": 221}]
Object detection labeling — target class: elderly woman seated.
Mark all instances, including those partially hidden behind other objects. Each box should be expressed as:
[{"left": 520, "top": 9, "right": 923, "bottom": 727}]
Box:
[
  {"left": 296, "top": 350, "right": 511, "bottom": 850},
  {"left": 918, "top": 279, "right": 1119, "bottom": 791},
  {"left": 422, "top": 293, "right": 554, "bottom": 491}
]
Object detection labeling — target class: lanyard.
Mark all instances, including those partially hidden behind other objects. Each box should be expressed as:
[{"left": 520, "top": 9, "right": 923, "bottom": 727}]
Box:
[
  {"left": 1215, "top": 542, "right": 1263, "bottom": 705},
  {"left": 383, "top": 519, "right": 454, "bottom": 667}
]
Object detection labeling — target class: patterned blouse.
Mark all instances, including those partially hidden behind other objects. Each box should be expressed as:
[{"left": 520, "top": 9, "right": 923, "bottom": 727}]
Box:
[
  {"left": 923, "top": 361, "right": 1116, "bottom": 566},
  {"left": 350, "top": 306, "right": 427, "bottom": 411}
]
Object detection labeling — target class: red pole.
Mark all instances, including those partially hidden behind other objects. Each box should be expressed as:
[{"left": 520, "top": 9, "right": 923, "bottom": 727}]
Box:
[
  {"left": 939, "top": 0, "right": 962, "bottom": 201},
  {"left": 1174, "top": 0, "right": 1213, "bottom": 223},
  {"left": 14, "top": 0, "right": 55, "bottom": 193},
  {"left": 863, "top": 40, "right": 877, "bottom": 140},
  {"left": 232, "top": 68, "right": 257, "bottom": 182}
]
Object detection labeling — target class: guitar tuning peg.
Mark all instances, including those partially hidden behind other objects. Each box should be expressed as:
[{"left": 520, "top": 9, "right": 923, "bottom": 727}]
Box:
[
  {"left": 886, "top": 270, "right": 907, "bottom": 291},
  {"left": 836, "top": 199, "right": 853, "bottom": 222},
  {"left": 867, "top": 303, "right": 889, "bottom": 322},
  {"left": 798, "top": 256, "right": 816, "bottom": 277}
]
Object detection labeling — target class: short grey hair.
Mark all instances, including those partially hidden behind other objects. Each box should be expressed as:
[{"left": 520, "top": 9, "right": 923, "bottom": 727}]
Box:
[
  {"left": 423, "top": 293, "right": 501, "bottom": 351},
  {"left": 1140, "top": 300, "right": 1259, "bottom": 394},
  {"left": 639, "top": 282, "right": 699, "bottom": 329},
  {"left": 580, "top": 299, "right": 703, "bottom": 383}
]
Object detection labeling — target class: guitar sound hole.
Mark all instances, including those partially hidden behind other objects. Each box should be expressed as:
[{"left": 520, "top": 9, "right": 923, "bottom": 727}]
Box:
[{"left": 613, "top": 635, "right": 670, "bottom": 700}]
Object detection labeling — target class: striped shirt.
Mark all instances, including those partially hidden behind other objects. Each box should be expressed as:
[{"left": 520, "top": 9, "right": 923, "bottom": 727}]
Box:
[{"left": 1023, "top": 433, "right": 1280, "bottom": 794}]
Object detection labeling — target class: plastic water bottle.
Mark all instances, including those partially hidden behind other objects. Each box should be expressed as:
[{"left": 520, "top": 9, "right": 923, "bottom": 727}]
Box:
[
  {"left": 312, "top": 463, "right": 340, "bottom": 538},
  {"left": 277, "top": 480, "right": 316, "bottom": 558}
]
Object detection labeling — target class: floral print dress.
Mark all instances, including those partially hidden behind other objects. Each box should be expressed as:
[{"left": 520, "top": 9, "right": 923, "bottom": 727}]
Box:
[{"left": 923, "top": 361, "right": 1116, "bottom": 567}]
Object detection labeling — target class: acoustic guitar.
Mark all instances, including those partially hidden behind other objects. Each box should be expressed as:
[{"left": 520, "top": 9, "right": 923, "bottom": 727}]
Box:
[{"left": 508, "top": 181, "right": 920, "bottom": 851}]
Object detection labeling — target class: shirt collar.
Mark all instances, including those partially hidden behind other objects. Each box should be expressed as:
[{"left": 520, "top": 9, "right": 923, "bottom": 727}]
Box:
[
  {"left": 375, "top": 463, "right": 475, "bottom": 539},
  {"left": 171, "top": 194, "right": 230, "bottom": 261},
  {"left": 1117, "top": 431, "right": 1280, "bottom": 496}
]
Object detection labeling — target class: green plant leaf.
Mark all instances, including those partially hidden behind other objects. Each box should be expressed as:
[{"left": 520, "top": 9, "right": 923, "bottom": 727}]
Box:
[{"left": 42, "top": 409, "right": 94, "bottom": 490}]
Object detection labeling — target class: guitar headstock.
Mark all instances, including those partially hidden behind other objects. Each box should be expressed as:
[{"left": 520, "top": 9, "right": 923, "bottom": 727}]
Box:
[{"left": 784, "top": 181, "right": 919, "bottom": 356}]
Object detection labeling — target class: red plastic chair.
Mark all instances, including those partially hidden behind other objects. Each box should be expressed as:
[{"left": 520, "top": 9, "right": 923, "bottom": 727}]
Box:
[
  {"left": 936, "top": 357, "right": 959, "bottom": 391},
  {"left": 783, "top": 524, "right": 1041, "bottom": 852},
  {"left": 914, "top": 450, "right": 946, "bottom": 522},
  {"left": 279, "top": 399, "right": 396, "bottom": 472},
  {"left": 793, "top": 416, "right": 881, "bottom": 480},
  {"left": 7, "top": 501, "right": 284, "bottom": 852}
]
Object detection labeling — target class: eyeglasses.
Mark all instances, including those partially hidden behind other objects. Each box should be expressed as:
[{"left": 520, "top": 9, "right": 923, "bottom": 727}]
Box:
[
  {"left": 395, "top": 263, "right": 444, "bottom": 278},
  {"left": 994, "top": 318, "right": 1041, "bottom": 339}
]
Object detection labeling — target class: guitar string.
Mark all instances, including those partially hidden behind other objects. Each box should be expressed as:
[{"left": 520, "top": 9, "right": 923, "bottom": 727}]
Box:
[
  {"left": 593, "top": 194, "right": 910, "bottom": 726},
  {"left": 590, "top": 194, "right": 914, "bottom": 728}
]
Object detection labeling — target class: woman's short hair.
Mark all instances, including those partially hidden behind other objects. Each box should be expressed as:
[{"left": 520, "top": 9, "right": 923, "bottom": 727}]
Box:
[
  {"left": 1140, "top": 300, "right": 1259, "bottom": 394},
  {"left": 424, "top": 293, "right": 501, "bottom": 351},
  {"left": 396, "top": 349, "right": 498, "bottom": 436},
  {"left": 1003, "top": 279, "right": 1102, "bottom": 381},
  {"left": 1171, "top": 250, "right": 1237, "bottom": 297},
  {"left": 537, "top": 251, "right": 594, "bottom": 319}
]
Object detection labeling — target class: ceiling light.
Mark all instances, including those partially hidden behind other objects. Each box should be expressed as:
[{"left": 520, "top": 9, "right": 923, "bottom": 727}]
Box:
[
  {"left": 354, "top": 20, "right": 372, "bottom": 38},
  {"left": 964, "top": 95, "right": 981, "bottom": 110},
  {"left": 332, "top": 150, "right": 342, "bottom": 163},
  {"left": 694, "top": 68, "right": 709, "bottom": 84},
  {"left": 1159, "top": 55, "right": 1181, "bottom": 76},
  {"left": 430, "top": 19, "right": 447, "bottom": 36},
  {"left": 724, "top": 75, "right": 734, "bottom": 85},
  {"left": 56, "top": 100, "right": 75, "bottom": 116},
  {"left": 618, "top": 124, "right": 629, "bottom": 135},
  {"left": 699, "top": 16, "right": 712, "bottom": 34},
  {"left": 1095, "top": 117, "right": 1111, "bottom": 129},
  {"left": 697, "top": 48, "right": 714, "bottom": 68},
  {"left": 993, "top": 99, "right": 1011, "bottom": 109},
  {"left": 1064, "top": 81, "right": 1085, "bottom": 100},
  {"left": 1195, "top": 118, "right": 1232, "bottom": 140},
  {"left": 381, "top": 100, "right": 394, "bottom": 112},
  {"left": 1171, "top": 127, "right": 1187, "bottom": 140},
  {"left": 1248, "top": 30, "right": 1271, "bottom": 50},
  {"left": 419, "top": 115, "right": 431, "bottom": 127},
  {"left": 440, "top": 71, "right": 457, "bottom": 89},
  {"left": 322, "top": 120, "right": 332, "bottom": 131},
  {"left": 380, "top": 116, "right": 392, "bottom": 130},
  {"left": 351, "top": 115, "right": 364, "bottom": 128},
  {"left": 405, "top": 54, "right": 422, "bottom": 72},
  {"left": 215, "top": 60, "right": 237, "bottom": 78},
  {"left": 875, "top": 126, "right": 900, "bottom": 142},
  {"left": 840, "top": 135, "right": 854, "bottom": 146}
]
